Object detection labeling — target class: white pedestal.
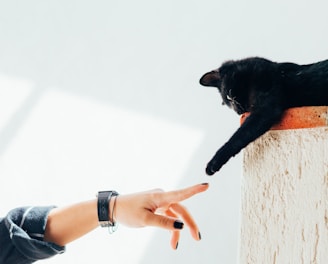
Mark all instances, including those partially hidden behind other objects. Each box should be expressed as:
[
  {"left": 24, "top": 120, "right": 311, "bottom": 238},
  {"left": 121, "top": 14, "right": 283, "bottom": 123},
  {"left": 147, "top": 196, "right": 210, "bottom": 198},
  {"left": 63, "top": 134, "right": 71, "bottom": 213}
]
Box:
[{"left": 240, "top": 127, "right": 328, "bottom": 263}]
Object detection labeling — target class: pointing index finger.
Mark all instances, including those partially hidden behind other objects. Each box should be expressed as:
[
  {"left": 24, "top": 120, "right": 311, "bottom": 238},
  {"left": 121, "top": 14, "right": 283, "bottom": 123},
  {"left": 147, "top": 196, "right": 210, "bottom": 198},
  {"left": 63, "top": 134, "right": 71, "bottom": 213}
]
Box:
[{"left": 159, "top": 183, "right": 209, "bottom": 205}]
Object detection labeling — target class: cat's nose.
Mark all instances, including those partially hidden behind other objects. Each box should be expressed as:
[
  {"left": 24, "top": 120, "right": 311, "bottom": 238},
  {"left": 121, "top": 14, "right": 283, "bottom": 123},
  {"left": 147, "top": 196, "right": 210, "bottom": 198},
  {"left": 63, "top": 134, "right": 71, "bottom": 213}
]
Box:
[{"left": 236, "top": 109, "right": 245, "bottom": 115}]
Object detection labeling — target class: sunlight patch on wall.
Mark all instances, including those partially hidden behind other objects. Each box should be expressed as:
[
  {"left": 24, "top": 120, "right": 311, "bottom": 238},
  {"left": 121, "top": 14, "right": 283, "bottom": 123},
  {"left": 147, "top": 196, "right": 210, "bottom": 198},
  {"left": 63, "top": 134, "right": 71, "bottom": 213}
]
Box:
[{"left": 0, "top": 88, "right": 205, "bottom": 191}]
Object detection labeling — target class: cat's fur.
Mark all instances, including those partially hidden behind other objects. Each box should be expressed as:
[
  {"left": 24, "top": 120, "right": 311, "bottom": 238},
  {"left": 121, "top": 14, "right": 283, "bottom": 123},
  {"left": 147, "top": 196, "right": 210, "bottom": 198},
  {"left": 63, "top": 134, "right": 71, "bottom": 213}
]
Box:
[{"left": 200, "top": 57, "right": 328, "bottom": 175}]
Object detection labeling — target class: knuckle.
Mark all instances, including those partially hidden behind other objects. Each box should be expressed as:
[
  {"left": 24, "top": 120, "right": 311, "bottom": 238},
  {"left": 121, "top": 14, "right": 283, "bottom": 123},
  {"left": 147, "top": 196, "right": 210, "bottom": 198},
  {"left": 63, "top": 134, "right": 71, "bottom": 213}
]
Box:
[{"left": 158, "top": 216, "right": 170, "bottom": 227}]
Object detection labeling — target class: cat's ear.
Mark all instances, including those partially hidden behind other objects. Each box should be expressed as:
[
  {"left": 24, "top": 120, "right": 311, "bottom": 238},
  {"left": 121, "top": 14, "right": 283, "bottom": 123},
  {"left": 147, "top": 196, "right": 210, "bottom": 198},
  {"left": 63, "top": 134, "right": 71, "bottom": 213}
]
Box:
[{"left": 199, "top": 71, "right": 220, "bottom": 87}]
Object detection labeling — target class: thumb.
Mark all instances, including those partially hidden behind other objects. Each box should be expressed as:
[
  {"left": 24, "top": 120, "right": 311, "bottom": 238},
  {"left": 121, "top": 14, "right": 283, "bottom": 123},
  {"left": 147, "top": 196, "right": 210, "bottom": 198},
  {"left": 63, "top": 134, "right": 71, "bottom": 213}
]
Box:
[{"left": 145, "top": 212, "right": 184, "bottom": 231}]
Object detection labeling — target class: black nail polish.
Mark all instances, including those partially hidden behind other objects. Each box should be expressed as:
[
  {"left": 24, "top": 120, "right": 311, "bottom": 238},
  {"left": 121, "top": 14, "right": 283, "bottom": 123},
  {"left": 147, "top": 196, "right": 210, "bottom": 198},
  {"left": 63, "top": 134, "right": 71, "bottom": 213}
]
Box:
[
  {"left": 201, "top": 183, "right": 209, "bottom": 185},
  {"left": 198, "top": 232, "right": 202, "bottom": 240},
  {"left": 174, "top": 220, "right": 184, "bottom": 229},
  {"left": 175, "top": 242, "right": 179, "bottom": 249}
]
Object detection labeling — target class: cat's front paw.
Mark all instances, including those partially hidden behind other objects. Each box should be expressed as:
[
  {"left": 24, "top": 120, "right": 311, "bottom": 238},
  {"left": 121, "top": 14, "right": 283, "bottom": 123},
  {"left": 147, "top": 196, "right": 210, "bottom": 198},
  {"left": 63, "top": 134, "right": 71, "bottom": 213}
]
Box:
[
  {"left": 205, "top": 160, "right": 223, "bottom": 176},
  {"left": 206, "top": 145, "right": 232, "bottom": 175}
]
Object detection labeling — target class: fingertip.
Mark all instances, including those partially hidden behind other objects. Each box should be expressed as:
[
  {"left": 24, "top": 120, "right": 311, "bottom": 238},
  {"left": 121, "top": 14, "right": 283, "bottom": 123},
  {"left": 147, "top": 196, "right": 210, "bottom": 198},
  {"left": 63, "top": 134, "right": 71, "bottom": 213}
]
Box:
[
  {"left": 191, "top": 229, "right": 202, "bottom": 241},
  {"left": 170, "top": 239, "right": 178, "bottom": 250},
  {"left": 199, "top": 182, "right": 210, "bottom": 191},
  {"left": 170, "top": 241, "right": 179, "bottom": 250},
  {"left": 173, "top": 220, "right": 184, "bottom": 230},
  {"left": 170, "top": 231, "right": 180, "bottom": 250}
]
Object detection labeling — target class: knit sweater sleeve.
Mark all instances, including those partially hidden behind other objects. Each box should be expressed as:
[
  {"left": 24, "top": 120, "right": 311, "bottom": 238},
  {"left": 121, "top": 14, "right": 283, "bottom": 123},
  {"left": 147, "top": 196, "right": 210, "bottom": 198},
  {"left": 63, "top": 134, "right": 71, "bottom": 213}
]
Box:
[{"left": 0, "top": 206, "right": 65, "bottom": 264}]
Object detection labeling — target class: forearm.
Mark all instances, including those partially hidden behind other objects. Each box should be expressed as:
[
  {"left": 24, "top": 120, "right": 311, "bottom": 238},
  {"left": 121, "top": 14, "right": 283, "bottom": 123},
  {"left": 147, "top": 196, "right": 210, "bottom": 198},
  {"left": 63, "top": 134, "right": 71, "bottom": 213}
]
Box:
[{"left": 44, "top": 199, "right": 99, "bottom": 246}]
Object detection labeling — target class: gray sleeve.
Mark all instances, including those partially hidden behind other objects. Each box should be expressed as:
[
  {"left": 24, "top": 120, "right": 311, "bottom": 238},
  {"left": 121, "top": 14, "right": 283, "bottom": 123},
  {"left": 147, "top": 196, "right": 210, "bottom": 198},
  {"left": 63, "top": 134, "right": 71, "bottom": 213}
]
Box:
[{"left": 0, "top": 206, "right": 65, "bottom": 264}]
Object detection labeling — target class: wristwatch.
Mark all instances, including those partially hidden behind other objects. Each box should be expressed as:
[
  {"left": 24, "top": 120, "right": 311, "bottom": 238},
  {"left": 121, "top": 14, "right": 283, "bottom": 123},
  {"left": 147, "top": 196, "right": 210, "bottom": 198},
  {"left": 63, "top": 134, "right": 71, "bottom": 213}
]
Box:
[{"left": 97, "top": 190, "right": 119, "bottom": 227}]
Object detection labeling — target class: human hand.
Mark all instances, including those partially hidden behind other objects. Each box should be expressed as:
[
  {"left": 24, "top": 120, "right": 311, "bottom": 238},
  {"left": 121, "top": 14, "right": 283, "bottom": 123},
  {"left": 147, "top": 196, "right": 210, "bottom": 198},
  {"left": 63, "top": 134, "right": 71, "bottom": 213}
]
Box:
[{"left": 114, "top": 183, "right": 209, "bottom": 249}]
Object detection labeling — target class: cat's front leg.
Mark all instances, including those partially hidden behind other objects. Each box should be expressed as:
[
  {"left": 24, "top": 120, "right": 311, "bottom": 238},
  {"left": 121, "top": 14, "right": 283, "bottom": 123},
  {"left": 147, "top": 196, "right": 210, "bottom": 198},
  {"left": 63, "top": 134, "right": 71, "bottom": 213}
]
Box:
[{"left": 206, "top": 107, "right": 284, "bottom": 175}]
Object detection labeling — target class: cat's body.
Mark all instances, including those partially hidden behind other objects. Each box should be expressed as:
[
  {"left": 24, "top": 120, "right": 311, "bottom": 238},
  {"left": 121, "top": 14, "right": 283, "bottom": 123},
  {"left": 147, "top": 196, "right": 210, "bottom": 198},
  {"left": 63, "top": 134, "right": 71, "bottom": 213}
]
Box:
[{"left": 200, "top": 57, "right": 328, "bottom": 175}]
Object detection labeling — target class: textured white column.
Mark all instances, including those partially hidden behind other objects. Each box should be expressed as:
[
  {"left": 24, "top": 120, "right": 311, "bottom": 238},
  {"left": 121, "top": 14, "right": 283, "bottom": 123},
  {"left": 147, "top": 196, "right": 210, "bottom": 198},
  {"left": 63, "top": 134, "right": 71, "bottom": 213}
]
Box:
[{"left": 240, "top": 127, "right": 328, "bottom": 263}]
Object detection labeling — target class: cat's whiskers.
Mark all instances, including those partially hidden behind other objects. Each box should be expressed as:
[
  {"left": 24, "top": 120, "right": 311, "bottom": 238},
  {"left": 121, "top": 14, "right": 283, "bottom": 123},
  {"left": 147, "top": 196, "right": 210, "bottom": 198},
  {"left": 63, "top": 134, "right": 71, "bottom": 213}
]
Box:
[
  {"left": 226, "top": 94, "right": 245, "bottom": 113},
  {"left": 227, "top": 89, "right": 235, "bottom": 102}
]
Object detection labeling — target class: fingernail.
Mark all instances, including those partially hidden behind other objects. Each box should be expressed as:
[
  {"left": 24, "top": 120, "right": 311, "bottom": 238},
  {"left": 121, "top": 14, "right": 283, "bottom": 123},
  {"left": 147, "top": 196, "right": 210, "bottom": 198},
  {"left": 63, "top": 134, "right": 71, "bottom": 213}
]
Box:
[
  {"left": 198, "top": 231, "right": 202, "bottom": 240},
  {"left": 173, "top": 220, "right": 184, "bottom": 229},
  {"left": 201, "top": 183, "right": 209, "bottom": 186},
  {"left": 175, "top": 242, "right": 179, "bottom": 250}
]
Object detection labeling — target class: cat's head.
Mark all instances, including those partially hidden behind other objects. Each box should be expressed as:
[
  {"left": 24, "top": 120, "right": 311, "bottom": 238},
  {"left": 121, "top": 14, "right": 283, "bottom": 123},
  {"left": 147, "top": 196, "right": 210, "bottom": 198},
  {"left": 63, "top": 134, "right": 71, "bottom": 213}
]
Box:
[{"left": 199, "top": 60, "right": 251, "bottom": 115}]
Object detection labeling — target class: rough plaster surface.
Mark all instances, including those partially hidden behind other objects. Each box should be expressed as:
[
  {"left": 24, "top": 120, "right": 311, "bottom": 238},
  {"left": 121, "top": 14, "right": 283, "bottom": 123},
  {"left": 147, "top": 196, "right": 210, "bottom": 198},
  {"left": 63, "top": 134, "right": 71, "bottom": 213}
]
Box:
[{"left": 241, "top": 127, "right": 328, "bottom": 264}]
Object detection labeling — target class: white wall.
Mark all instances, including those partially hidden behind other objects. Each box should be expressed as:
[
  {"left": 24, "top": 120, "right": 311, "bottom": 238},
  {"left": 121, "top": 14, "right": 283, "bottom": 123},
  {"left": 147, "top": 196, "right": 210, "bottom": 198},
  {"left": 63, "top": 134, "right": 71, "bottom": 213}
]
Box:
[{"left": 0, "top": 1, "right": 327, "bottom": 263}]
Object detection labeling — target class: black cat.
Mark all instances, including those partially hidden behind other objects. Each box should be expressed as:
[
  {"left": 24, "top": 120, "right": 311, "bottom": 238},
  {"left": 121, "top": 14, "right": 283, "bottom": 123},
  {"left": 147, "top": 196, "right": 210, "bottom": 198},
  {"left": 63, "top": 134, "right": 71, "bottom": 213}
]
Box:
[{"left": 200, "top": 57, "right": 328, "bottom": 175}]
